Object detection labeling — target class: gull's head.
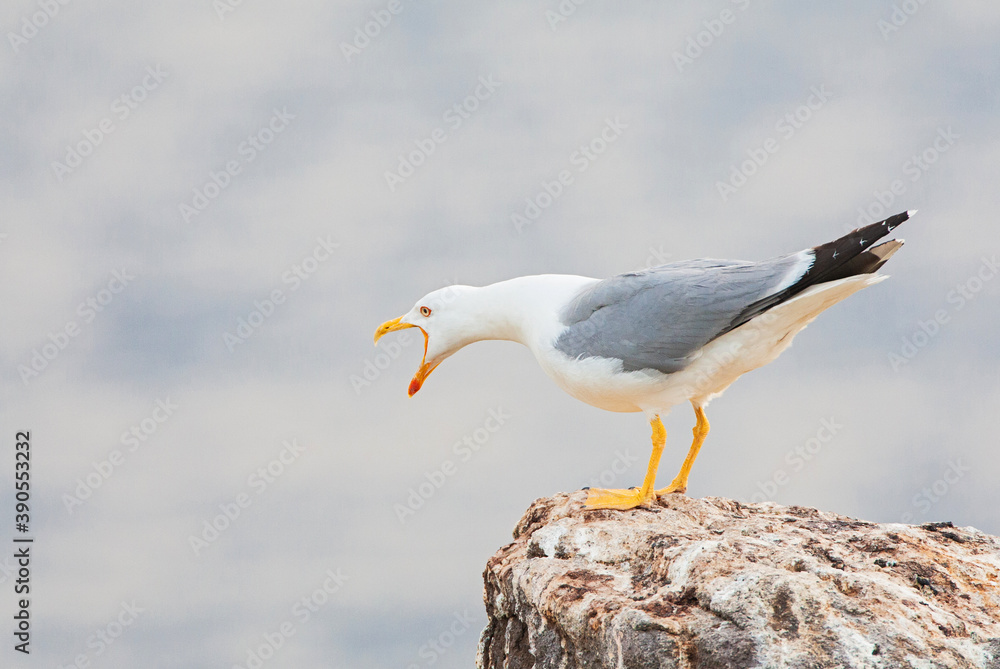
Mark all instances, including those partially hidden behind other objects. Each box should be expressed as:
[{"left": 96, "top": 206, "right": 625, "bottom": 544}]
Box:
[{"left": 374, "top": 285, "right": 477, "bottom": 397}]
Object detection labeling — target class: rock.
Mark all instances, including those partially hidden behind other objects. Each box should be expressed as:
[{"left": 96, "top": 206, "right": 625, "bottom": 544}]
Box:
[{"left": 476, "top": 492, "right": 1000, "bottom": 669}]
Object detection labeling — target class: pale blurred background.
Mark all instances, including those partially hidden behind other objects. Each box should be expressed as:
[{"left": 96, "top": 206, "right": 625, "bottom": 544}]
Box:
[{"left": 1, "top": 1, "right": 998, "bottom": 667}]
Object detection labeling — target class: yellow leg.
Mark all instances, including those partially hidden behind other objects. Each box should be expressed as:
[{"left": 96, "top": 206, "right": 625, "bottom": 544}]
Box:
[
  {"left": 656, "top": 404, "right": 709, "bottom": 495},
  {"left": 585, "top": 416, "right": 666, "bottom": 510}
]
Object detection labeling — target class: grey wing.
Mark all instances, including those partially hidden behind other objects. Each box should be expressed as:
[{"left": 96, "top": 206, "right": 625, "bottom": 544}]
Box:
[{"left": 554, "top": 254, "right": 812, "bottom": 374}]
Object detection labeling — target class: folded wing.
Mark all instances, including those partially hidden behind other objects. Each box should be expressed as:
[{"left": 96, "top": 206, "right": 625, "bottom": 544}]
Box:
[{"left": 555, "top": 211, "right": 910, "bottom": 374}]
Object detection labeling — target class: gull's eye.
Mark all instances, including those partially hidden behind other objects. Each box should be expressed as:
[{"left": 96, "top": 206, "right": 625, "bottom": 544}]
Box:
[{"left": 419, "top": 306, "right": 432, "bottom": 317}]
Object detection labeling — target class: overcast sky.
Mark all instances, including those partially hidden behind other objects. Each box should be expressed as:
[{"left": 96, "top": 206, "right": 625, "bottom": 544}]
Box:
[{"left": 1, "top": 1, "right": 999, "bottom": 667}]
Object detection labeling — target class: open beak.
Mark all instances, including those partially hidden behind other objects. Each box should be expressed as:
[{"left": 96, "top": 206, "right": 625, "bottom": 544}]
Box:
[
  {"left": 407, "top": 358, "right": 440, "bottom": 397},
  {"left": 373, "top": 315, "right": 413, "bottom": 344},
  {"left": 373, "top": 316, "right": 440, "bottom": 397}
]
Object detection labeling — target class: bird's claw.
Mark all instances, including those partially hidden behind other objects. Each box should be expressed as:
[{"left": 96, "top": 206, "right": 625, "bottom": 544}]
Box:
[
  {"left": 584, "top": 486, "right": 656, "bottom": 510},
  {"left": 656, "top": 480, "right": 688, "bottom": 495}
]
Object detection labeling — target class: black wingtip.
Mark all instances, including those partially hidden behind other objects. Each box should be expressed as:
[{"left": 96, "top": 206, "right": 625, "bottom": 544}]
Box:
[
  {"left": 804, "top": 210, "right": 910, "bottom": 285},
  {"left": 720, "top": 211, "right": 911, "bottom": 337},
  {"left": 870, "top": 210, "right": 910, "bottom": 236},
  {"left": 842, "top": 210, "right": 910, "bottom": 242}
]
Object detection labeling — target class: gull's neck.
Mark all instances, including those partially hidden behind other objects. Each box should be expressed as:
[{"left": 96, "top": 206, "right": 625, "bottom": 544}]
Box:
[{"left": 454, "top": 274, "right": 597, "bottom": 349}]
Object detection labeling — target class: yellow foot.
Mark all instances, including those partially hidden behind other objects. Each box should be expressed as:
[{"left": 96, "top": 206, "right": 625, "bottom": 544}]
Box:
[
  {"left": 655, "top": 479, "right": 687, "bottom": 496},
  {"left": 584, "top": 487, "right": 656, "bottom": 510}
]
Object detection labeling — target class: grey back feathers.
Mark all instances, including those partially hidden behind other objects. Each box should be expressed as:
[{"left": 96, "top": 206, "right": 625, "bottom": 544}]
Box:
[
  {"left": 554, "top": 211, "right": 911, "bottom": 375},
  {"left": 555, "top": 255, "right": 810, "bottom": 374}
]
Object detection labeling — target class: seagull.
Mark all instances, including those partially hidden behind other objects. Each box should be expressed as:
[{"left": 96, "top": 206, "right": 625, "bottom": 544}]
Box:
[{"left": 374, "top": 211, "right": 912, "bottom": 510}]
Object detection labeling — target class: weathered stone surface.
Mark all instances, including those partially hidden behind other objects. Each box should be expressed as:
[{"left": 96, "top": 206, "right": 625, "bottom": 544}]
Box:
[{"left": 477, "top": 492, "right": 1000, "bottom": 669}]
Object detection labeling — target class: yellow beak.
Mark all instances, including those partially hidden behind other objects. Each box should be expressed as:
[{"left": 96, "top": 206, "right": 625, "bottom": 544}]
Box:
[
  {"left": 374, "top": 315, "right": 414, "bottom": 345},
  {"left": 373, "top": 315, "right": 439, "bottom": 396},
  {"left": 407, "top": 358, "right": 440, "bottom": 397}
]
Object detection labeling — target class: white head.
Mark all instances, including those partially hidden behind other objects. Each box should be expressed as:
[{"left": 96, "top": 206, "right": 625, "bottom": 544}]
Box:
[{"left": 373, "top": 285, "right": 481, "bottom": 396}]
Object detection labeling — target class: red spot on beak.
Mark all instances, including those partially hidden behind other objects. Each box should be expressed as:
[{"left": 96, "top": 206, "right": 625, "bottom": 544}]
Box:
[
  {"left": 407, "top": 358, "right": 439, "bottom": 397},
  {"left": 376, "top": 315, "right": 439, "bottom": 397}
]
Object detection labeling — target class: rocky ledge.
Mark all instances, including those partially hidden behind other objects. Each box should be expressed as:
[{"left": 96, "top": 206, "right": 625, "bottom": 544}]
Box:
[{"left": 477, "top": 492, "right": 1000, "bottom": 669}]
